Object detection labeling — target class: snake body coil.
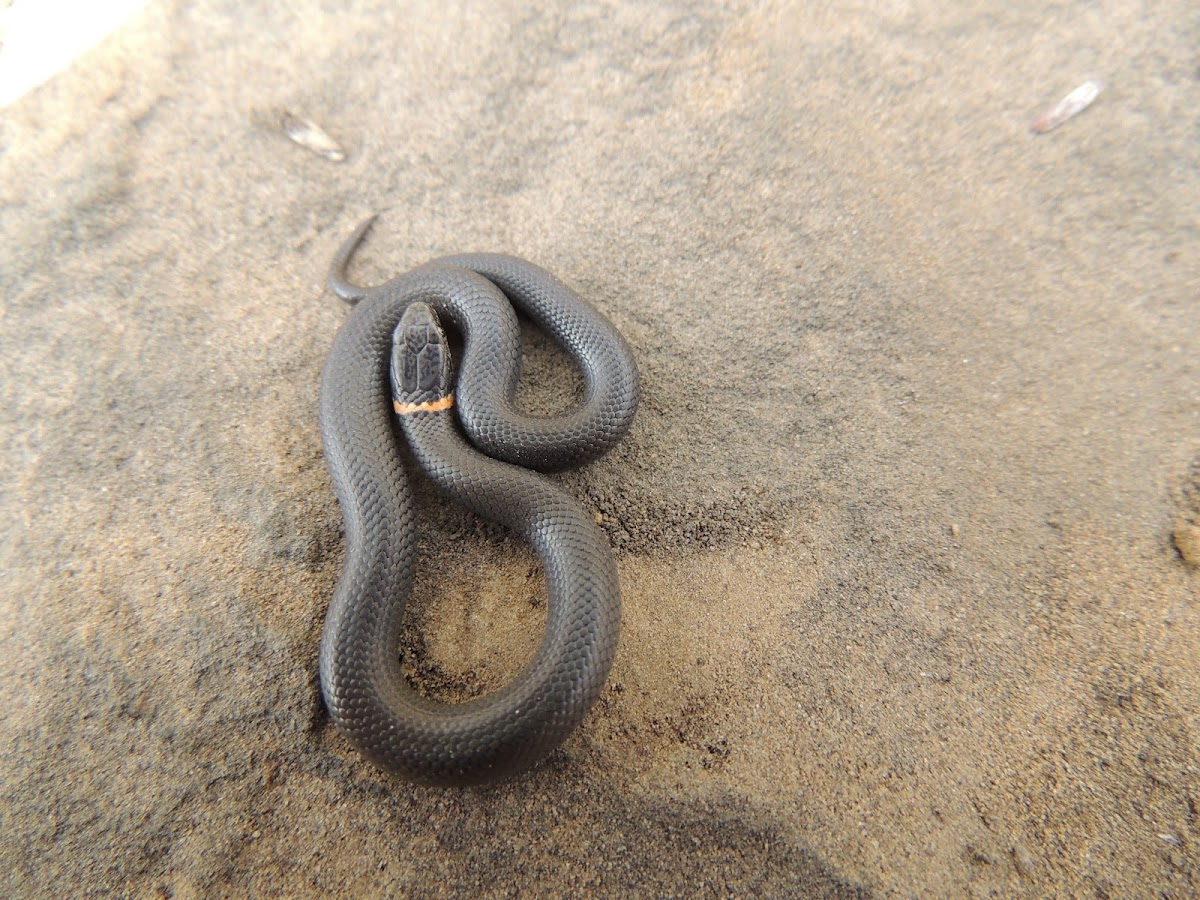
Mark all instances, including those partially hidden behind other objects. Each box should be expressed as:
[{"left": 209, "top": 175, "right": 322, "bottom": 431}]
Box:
[{"left": 317, "top": 219, "right": 639, "bottom": 785}]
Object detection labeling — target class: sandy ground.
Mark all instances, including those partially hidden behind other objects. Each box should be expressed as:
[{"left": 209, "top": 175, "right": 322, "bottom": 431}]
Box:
[{"left": 2, "top": 1, "right": 1198, "bottom": 896}]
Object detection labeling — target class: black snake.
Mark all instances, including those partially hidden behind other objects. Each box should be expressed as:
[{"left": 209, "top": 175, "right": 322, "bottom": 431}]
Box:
[{"left": 317, "top": 218, "right": 639, "bottom": 784}]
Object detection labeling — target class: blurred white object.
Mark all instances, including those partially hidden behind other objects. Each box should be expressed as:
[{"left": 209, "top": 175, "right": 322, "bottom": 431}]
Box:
[
  {"left": 281, "top": 112, "right": 347, "bottom": 162},
  {"left": 1032, "top": 79, "right": 1104, "bottom": 134},
  {"left": 0, "top": 0, "right": 149, "bottom": 106}
]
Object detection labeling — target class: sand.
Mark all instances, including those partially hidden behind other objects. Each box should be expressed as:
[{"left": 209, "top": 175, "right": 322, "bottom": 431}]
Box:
[{"left": 2, "top": 1, "right": 1198, "bottom": 896}]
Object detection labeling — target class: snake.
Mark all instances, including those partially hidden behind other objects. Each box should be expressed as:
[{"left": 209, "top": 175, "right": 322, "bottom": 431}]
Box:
[{"left": 316, "top": 217, "right": 639, "bottom": 785}]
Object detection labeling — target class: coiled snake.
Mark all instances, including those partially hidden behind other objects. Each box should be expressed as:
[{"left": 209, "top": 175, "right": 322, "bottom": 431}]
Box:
[{"left": 317, "top": 218, "right": 639, "bottom": 784}]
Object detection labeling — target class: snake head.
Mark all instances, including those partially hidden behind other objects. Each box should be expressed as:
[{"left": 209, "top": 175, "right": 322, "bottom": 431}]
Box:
[{"left": 391, "top": 302, "right": 454, "bottom": 414}]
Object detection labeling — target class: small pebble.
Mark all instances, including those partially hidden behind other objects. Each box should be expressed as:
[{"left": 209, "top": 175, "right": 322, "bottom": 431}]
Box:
[
  {"left": 281, "top": 111, "right": 346, "bottom": 161},
  {"left": 1013, "top": 842, "right": 1037, "bottom": 874},
  {"left": 1032, "top": 79, "right": 1103, "bottom": 134},
  {"left": 1173, "top": 521, "right": 1200, "bottom": 566}
]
